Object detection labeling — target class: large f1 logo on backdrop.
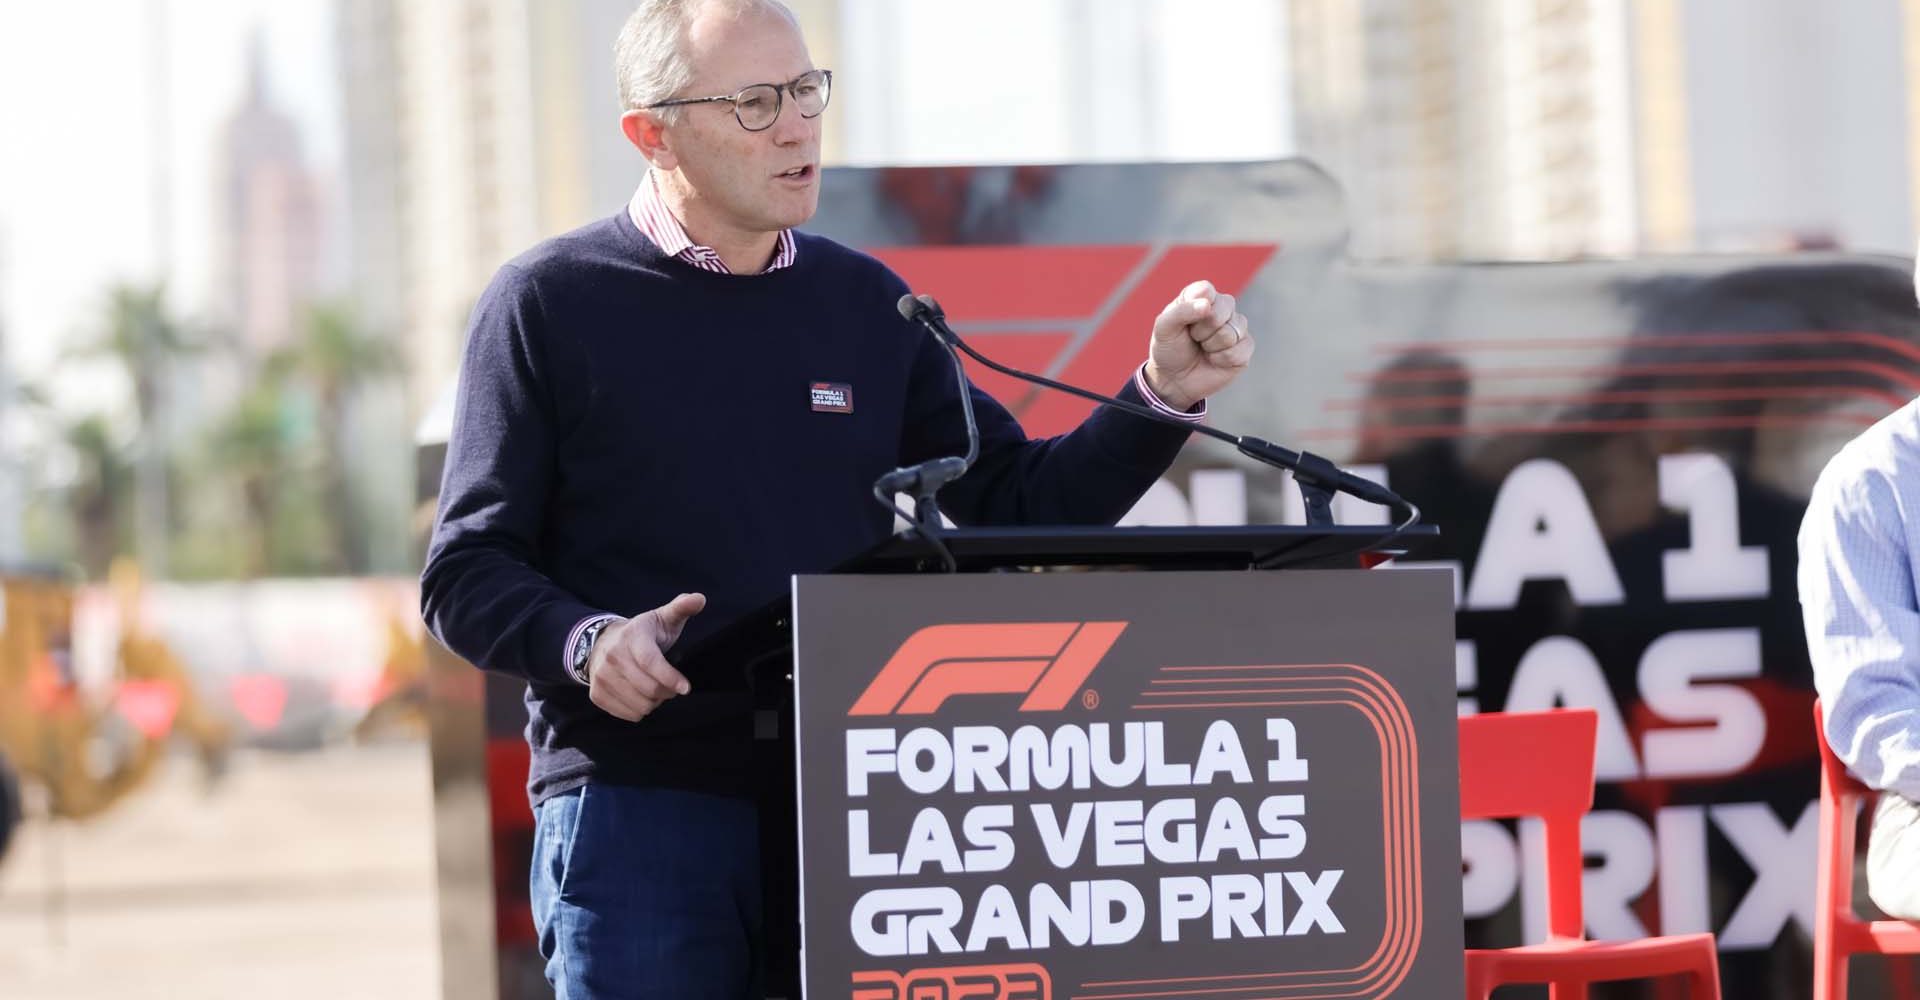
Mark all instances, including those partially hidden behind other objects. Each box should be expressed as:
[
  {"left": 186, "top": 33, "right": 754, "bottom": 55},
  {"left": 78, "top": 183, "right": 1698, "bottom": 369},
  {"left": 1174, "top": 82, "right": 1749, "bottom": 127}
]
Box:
[
  {"left": 848, "top": 622, "right": 1127, "bottom": 716},
  {"left": 871, "top": 244, "right": 1279, "bottom": 437}
]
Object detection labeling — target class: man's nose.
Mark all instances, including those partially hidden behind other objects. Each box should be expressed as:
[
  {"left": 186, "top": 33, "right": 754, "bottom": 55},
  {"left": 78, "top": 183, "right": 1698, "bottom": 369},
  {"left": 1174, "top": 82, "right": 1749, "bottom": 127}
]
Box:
[{"left": 767, "top": 95, "right": 813, "bottom": 145}]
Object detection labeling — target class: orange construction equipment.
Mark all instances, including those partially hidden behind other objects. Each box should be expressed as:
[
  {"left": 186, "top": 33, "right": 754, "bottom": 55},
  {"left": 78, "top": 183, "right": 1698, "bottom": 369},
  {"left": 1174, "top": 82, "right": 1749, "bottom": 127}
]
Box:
[
  {"left": 1458, "top": 708, "right": 1723, "bottom": 999},
  {"left": 0, "top": 562, "right": 231, "bottom": 864}
]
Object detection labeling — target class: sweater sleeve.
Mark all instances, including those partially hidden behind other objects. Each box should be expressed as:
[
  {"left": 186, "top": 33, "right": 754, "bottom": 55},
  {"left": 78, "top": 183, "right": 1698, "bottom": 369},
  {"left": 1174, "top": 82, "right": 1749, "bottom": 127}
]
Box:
[
  {"left": 420, "top": 264, "right": 608, "bottom": 686},
  {"left": 896, "top": 307, "right": 1195, "bottom": 526}
]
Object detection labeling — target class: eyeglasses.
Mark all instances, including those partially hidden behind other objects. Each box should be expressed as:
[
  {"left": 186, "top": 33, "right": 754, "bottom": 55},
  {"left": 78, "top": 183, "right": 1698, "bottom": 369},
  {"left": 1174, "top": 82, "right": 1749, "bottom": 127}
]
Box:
[{"left": 643, "top": 68, "right": 832, "bottom": 132}]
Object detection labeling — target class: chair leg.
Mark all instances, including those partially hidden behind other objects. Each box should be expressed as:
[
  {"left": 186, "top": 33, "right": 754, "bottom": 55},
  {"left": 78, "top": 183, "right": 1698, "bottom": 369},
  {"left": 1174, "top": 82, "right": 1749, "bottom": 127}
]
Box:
[
  {"left": 1462, "top": 957, "right": 1494, "bottom": 1000},
  {"left": 1547, "top": 981, "right": 1590, "bottom": 1000},
  {"left": 1890, "top": 956, "right": 1914, "bottom": 998},
  {"left": 1813, "top": 943, "right": 1845, "bottom": 1000},
  {"left": 1690, "top": 955, "right": 1723, "bottom": 999}
]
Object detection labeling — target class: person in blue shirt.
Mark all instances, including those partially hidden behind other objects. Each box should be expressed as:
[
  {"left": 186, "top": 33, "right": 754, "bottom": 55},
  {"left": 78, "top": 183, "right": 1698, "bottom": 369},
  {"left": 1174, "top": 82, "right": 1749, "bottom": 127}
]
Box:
[{"left": 1798, "top": 257, "right": 1920, "bottom": 923}]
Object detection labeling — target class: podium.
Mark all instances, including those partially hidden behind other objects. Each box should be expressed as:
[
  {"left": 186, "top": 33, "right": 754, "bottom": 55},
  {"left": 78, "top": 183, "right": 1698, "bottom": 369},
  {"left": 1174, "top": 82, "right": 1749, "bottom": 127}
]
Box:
[{"left": 664, "top": 523, "right": 1463, "bottom": 1000}]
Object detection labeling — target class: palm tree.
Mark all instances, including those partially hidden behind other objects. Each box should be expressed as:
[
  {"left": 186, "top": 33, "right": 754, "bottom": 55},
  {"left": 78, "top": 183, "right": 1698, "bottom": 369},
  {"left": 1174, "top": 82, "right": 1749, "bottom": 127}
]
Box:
[
  {"left": 63, "top": 416, "right": 135, "bottom": 577},
  {"left": 70, "top": 284, "right": 202, "bottom": 575},
  {"left": 209, "top": 379, "right": 298, "bottom": 578},
  {"left": 288, "top": 303, "right": 400, "bottom": 574}
]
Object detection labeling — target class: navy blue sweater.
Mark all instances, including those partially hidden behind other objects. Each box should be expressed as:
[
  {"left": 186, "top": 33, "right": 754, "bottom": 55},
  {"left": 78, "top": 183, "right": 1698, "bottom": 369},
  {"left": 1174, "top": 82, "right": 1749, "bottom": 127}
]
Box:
[{"left": 421, "top": 211, "right": 1193, "bottom": 803}]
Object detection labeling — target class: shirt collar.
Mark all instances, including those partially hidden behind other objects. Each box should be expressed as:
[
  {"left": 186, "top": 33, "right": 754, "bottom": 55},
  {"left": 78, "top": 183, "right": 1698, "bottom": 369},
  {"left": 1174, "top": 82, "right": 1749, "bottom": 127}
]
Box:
[{"left": 628, "top": 170, "right": 797, "bottom": 274}]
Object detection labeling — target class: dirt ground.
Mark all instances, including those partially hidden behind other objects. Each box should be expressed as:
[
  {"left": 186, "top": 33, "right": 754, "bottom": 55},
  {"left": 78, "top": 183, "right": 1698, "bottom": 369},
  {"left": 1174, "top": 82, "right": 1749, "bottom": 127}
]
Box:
[{"left": 0, "top": 741, "right": 438, "bottom": 999}]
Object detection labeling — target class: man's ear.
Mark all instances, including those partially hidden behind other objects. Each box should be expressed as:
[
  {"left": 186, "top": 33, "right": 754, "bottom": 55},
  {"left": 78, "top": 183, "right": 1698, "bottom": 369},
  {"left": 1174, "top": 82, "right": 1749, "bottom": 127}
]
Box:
[{"left": 621, "top": 110, "right": 677, "bottom": 170}]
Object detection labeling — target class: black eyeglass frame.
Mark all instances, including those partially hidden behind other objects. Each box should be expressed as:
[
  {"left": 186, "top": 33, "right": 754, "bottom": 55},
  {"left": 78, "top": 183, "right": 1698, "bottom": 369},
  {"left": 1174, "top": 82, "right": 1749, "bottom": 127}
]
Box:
[{"left": 641, "top": 69, "right": 833, "bottom": 132}]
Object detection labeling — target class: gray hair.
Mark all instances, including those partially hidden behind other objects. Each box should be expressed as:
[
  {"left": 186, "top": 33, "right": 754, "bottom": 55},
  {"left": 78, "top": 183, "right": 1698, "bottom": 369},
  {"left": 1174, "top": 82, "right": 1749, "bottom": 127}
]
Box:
[{"left": 614, "top": 0, "right": 797, "bottom": 119}]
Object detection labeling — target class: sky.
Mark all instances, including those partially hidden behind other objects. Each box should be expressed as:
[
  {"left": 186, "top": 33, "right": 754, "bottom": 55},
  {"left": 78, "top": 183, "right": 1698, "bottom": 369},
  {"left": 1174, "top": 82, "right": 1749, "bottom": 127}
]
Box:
[{"left": 0, "top": 0, "right": 341, "bottom": 387}]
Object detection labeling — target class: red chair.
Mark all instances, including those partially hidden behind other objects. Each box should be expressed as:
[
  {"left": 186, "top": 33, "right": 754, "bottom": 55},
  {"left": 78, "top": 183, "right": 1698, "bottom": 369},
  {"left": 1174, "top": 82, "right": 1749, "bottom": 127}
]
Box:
[
  {"left": 1459, "top": 708, "right": 1722, "bottom": 999},
  {"left": 1813, "top": 699, "right": 1920, "bottom": 999}
]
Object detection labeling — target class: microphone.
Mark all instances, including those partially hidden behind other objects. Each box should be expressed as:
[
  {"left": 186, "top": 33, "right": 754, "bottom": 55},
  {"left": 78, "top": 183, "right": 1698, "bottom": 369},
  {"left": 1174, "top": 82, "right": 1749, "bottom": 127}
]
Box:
[
  {"left": 873, "top": 298, "right": 981, "bottom": 507},
  {"left": 873, "top": 456, "right": 967, "bottom": 496},
  {"left": 897, "top": 292, "right": 1419, "bottom": 532},
  {"left": 866, "top": 293, "right": 987, "bottom": 571}
]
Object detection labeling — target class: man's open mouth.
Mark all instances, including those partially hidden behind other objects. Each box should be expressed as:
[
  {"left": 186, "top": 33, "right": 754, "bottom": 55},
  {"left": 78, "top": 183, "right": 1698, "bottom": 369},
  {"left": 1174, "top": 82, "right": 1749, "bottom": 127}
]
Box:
[{"left": 778, "top": 165, "right": 815, "bottom": 181}]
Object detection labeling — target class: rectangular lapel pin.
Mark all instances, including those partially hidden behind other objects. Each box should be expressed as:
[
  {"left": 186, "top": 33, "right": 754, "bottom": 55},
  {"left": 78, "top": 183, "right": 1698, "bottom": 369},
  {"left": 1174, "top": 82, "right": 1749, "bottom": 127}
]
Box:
[{"left": 810, "top": 381, "right": 853, "bottom": 414}]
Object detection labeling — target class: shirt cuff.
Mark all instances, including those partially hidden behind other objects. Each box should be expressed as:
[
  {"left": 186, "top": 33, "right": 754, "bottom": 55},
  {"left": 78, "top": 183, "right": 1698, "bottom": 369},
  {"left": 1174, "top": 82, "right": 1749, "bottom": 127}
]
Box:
[
  {"left": 1132, "top": 364, "right": 1207, "bottom": 423},
  {"left": 563, "top": 613, "right": 623, "bottom": 685}
]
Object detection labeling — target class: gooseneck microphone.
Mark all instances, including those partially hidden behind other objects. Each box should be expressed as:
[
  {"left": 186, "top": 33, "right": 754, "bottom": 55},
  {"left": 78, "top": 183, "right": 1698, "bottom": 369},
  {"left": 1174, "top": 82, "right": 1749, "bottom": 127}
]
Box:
[
  {"left": 893, "top": 292, "right": 1422, "bottom": 544},
  {"left": 866, "top": 296, "right": 988, "bottom": 572}
]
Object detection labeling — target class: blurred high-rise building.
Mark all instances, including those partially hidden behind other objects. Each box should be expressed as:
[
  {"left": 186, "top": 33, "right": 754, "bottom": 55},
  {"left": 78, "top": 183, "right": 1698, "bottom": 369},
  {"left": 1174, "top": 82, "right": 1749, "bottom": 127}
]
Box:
[
  {"left": 215, "top": 33, "right": 324, "bottom": 356},
  {"left": 1289, "top": 0, "right": 1917, "bottom": 261},
  {"left": 833, "top": 0, "right": 1290, "bottom": 166},
  {"left": 1678, "top": 0, "right": 1912, "bottom": 253},
  {"left": 1289, "top": 0, "right": 1641, "bottom": 260},
  {"left": 337, "top": 0, "right": 848, "bottom": 414}
]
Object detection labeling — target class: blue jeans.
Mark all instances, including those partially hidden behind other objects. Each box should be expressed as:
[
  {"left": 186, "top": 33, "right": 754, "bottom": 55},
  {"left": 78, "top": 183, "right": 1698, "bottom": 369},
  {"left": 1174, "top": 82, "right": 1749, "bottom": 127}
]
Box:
[{"left": 530, "top": 784, "right": 764, "bottom": 999}]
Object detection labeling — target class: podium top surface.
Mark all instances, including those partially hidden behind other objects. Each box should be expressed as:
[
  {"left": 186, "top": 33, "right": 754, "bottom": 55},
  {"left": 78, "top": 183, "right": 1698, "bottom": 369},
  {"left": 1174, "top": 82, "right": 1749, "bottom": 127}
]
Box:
[
  {"left": 846, "top": 523, "right": 1439, "bottom": 573},
  {"left": 669, "top": 523, "right": 1439, "bottom": 680}
]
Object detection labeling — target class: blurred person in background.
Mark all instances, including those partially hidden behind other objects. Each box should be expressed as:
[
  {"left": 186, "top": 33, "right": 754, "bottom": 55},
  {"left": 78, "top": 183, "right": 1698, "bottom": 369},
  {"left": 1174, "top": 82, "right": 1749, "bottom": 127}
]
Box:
[
  {"left": 418, "top": 0, "right": 1258, "bottom": 995},
  {"left": 1797, "top": 248, "right": 1920, "bottom": 927}
]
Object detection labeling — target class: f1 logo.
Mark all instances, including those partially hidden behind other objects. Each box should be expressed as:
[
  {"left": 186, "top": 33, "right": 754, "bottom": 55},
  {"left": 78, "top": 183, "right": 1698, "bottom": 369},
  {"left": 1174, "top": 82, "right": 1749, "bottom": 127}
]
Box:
[{"left": 848, "top": 622, "right": 1126, "bottom": 716}]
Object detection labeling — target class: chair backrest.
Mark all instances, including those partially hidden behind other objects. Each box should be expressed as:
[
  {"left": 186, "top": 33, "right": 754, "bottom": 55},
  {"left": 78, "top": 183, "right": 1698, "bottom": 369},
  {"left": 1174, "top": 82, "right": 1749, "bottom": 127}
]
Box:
[
  {"left": 1458, "top": 708, "right": 1600, "bottom": 941},
  {"left": 1813, "top": 699, "right": 1871, "bottom": 800},
  {"left": 1459, "top": 708, "right": 1599, "bottom": 821}
]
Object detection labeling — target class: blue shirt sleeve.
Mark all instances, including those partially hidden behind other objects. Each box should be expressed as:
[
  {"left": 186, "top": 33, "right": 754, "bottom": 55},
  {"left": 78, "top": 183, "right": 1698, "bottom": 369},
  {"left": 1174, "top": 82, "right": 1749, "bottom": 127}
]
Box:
[{"left": 1798, "top": 453, "right": 1920, "bottom": 801}]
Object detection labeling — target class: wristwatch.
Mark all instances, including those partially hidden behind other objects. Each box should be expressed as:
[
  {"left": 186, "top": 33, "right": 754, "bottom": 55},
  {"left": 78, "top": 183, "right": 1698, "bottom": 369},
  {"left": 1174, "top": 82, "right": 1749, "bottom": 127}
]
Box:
[{"left": 568, "top": 615, "right": 619, "bottom": 686}]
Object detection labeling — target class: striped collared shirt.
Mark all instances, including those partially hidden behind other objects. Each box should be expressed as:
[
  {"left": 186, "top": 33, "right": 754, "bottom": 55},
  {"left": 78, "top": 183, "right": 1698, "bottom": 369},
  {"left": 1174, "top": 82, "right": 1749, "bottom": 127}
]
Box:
[
  {"left": 1800, "top": 397, "right": 1920, "bottom": 800},
  {"left": 628, "top": 170, "right": 797, "bottom": 275}
]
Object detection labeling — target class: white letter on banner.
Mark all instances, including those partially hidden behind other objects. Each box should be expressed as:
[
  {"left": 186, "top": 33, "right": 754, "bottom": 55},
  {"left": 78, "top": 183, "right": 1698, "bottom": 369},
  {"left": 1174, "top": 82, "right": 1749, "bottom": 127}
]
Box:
[
  {"left": 1466, "top": 459, "right": 1624, "bottom": 609},
  {"left": 1285, "top": 871, "right": 1345, "bottom": 935},
  {"left": 1091, "top": 879, "right": 1145, "bottom": 945},
  {"left": 1145, "top": 722, "right": 1193, "bottom": 786},
  {"left": 1193, "top": 719, "right": 1253, "bottom": 784},
  {"left": 1028, "top": 881, "right": 1091, "bottom": 948},
  {"left": 1212, "top": 874, "right": 1264, "bottom": 939},
  {"left": 847, "top": 729, "right": 896, "bottom": 796},
  {"left": 1032, "top": 802, "right": 1094, "bottom": 868},
  {"left": 1638, "top": 629, "right": 1765, "bottom": 780},
  {"left": 1010, "top": 725, "right": 1090, "bottom": 791},
  {"left": 1657, "top": 806, "right": 1712, "bottom": 934},
  {"left": 1094, "top": 800, "right": 1147, "bottom": 867},
  {"left": 962, "top": 804, "right": 1015, "bottom": 873},
  {"left": 1160, "top": 876, "right": 1209, "bottom": 942},
  {"left": 1581, "top": 811, "right": 1655, "bottom": 941},
  {"left": 896, "top": 728, "right": 953, "bottom": 794},
  {"left": 1092, "top": 723, "right": 1146, "bottom": 787},
  {"left": 964, "top": 885, "right": 1030, "bottom": 951},
  {"left": 1460, "top": 820, "right": 1518, "bottom": 919},
  {"left": 851, "top": 887, "right": 961, "bottom": 956},
  {"left": 1658, "top": 453, "right": 1768, "bottom": 601},
  {"left": 952, "top": 725, "right": 1009, "bottom": 793},
  {"left": 1258, "top": 794, "right": 1307, "bottom": 860},
  {"left": 1715, "top": 801, "right": 1818, "bottom": 949},
  {"left": 1146, "top": 798, "right": 1198, "bottom": 864},
  {"left": 1266, "top": 719, "right": 1310, "bottom": 782},
  {"left": 1198, "top": 798, "right": 1260, "bottom": 863},
  {"left": 898, "top": 807, "right": 964, "bottom": 875},
  {"left": 847, "top": 810, "right": 897, "bottom": 877}
]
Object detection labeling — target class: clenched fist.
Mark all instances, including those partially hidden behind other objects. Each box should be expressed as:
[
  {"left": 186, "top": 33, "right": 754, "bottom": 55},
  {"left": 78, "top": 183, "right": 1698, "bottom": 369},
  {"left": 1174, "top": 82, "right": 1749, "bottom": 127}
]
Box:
[{"left": 1142, "top": 280, "right": 1255, "bottom": 412}]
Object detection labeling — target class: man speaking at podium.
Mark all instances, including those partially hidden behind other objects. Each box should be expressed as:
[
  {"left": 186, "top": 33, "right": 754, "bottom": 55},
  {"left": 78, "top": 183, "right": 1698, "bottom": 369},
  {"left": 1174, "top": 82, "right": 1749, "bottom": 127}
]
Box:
[{"left": 421, "top": 1, "right": 1257, "bottom": 996}]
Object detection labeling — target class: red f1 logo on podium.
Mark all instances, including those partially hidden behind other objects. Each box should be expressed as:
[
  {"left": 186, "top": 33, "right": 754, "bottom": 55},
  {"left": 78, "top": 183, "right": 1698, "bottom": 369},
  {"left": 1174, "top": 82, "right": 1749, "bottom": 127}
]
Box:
[{"left": 848, "top": 622, "right": 1127, "bottom": 717}]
